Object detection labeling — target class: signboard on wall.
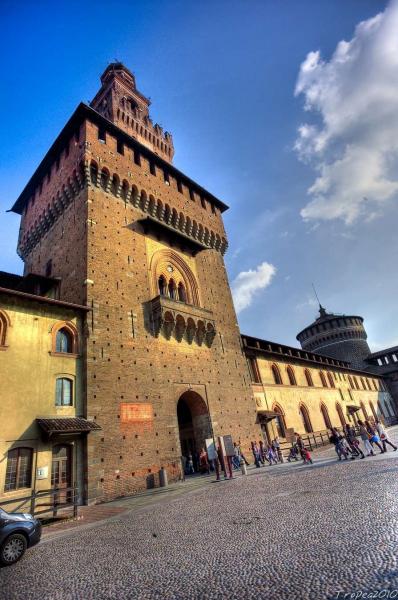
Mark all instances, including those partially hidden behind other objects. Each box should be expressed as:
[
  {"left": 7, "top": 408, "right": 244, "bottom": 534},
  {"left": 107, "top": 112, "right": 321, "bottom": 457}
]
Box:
[{"left": 36, "top": 466, "right": 48, "bottom": 480}]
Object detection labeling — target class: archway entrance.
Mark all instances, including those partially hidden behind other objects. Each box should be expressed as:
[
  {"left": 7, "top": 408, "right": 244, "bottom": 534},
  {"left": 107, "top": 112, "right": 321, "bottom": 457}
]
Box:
[{"left": 177, "top": 391, "right": 212, "bottom": 472}]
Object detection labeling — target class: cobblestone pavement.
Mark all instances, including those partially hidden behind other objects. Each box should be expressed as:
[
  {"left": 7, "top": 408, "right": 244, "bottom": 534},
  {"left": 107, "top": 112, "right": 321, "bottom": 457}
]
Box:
[{"left": 2, "top": 442, "right": 398, "bottom": 599}]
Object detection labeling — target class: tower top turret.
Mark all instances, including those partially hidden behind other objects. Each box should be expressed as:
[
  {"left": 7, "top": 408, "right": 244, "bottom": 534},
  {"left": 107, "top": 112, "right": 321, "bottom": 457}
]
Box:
[{"left": 90, "top": 62, "right": 174, "bottom": 162}]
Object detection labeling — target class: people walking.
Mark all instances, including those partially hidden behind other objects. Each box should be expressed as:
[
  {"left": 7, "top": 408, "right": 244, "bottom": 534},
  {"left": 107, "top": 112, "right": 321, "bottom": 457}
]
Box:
[
  {"left": 237, "top": 440, "right": 250, "bottom": 466},
  {"left": 358, "top": 420, "right": 377, "bottom": 456},
  {"left": 344, "top": 424, "right": 365, "bottom": 459},
  {"left": 295, "top": 433, "right": 306, "bottom": 460},
  {"left": 330, "top": 427, "right": 349, "bottom": 460},
  {"left": 186, "top": 452, "right": 195, "bottom": 474},
  {"left": 365, "top": 420, "right": 385, "bottom": 454},
  {"left": 251, "top": 441, "right": 262, "bottom": 468},
  {"left": 375, "top": 419, "right": 397, "bottom": 452},
  {"left": 199, "top": 448, "right": 210, "bottom": 474},
  {"left": 232, "top": 443, "right": 241, "bottom": 469}
]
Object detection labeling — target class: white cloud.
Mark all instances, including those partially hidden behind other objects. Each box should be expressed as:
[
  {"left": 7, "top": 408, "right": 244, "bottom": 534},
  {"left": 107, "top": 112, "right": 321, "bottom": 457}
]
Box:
[
  {"left": 232, "top": 262, "right": 276, "bottom": 313},
  {"left": 294, "top": 0, "right": 398, "bottom": 224}
]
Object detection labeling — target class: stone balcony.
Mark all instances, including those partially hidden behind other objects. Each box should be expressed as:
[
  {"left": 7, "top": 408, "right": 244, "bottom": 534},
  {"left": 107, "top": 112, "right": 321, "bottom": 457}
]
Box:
[{"left": 149, "top": 295, "right": 216, "bottom": 346}]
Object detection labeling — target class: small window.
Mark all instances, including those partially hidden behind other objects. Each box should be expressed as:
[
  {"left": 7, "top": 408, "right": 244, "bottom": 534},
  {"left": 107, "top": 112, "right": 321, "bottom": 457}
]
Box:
[
  {"left": 304, "top": 369, "right": 314, "bottom": 387},
  {"left": 0, "top": 311, "right": 9, "bottom": 346},
  {"left": 248, "top": 357, "right": 261, "bottom": 384},
  {"left": 211, "top": 203, "right": 216, "bottom": 215},
  {"left": 163, "top": 170, "right": 170, "bottom": 184},
  {"left": 177, "top": 180, "right": 183, "bottom": 194},
  {"left": 134, "top": 150, "right": 141, "bottom": 166},
  {"left": 189, "top": 189, "right": 195, "bottom": 202},
  {"left": 327, "top": 373, "right": 335, "bottom": 388},
  {"left": 201, "top": 197, "right": 206, "bottom": 210},
  {"left": 98, "top": 128, "right": 106, "bottom": 143},
  {"left": 56, "top": 378, "right": 73, "bottom": 406},
  {"left": 117, "top": 140, "right": 124, "bottom": 155},
  {"left": 150, "top": 162, "right": 156, "bottom": 176},
  {"left": 286, "top": 366, "right": 297, "bottom": 386},
  {"left": 393, "top": 354, "right": 398, "bottom": 363},
  {"left": 4, "top": 448, "right": 33, "bottom": 492},
  {"left": 272, "top": 364, "right": 283, "bottom": 385},
  {"left": 56, "top": 328, "right": 73, "bottom": 353}
]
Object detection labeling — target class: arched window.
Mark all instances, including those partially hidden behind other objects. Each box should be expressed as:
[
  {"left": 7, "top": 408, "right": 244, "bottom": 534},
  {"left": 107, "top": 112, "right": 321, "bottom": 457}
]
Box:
[
  {"left": 52, "top": 322, "right": 78, "bottom": 355},
  {"left": 336, "top": 403, "right": 346, "bottom": 428},
  {"left": 378, "top": 400, "right": 386, "bottom": 419},
  {"left": 360, "top": 377, "right": 367, "bottom": 391},
  {"left": 353, "top": 376, "right": 360, "bottom": 390},
  {"left": 327, "top": 373, "right": 335, "bottom": 388},
  {"left": 158, "top": 275, "right": 167, "bottom": 297},
  {"left": 273, "top": 405, "right": 286, "bottom": 438},
  {"left": 56, "top": 328, "right": 73, "bottom": 353},
  {"left": 55, "top": 378, "right": 73, "bottom": 406},
  {"left": 304, "top": 369, "right": 314, "bottom": 387},
  {"left": 360, "top": 401, "right": 368, "bottom": 420},
  {"left": 271, "top": 364, "right": 283, "bottom": 385},
  {"left": 4, "top": 447, "right": 33, "bottom": 491},
  {"left": 320, "top": 403, "right": 332, "bottom": 429},
  {"left": 178, "top": 282, "right": 187, "bottom": 303},
  {"left": 369, "top": 401, "right": 377, "bottom": 421},
  {"left": 319, "top": 371, "right": 328, "bottom": 388},
  {"left": 168, "top": 279, "right": 177, "bottom": 300},
  {"left": 366, "top": 379, "right": 372, "bottom": 391},
  {"left": 248, "top": 357, "right": 261, "bottom": 383},
  {"left": 372, "top": 380, "right": 378, "bottom": 391},
  {"left": 299, "top": 404, "right": 313, "bottom": 433},
  {"left": 0, "top": 310, "right": 10, "bottom": 346},
  {"left": 348, "top": 375, "right": 354, "bottom": 389},
  {"left": 286, "top": 366, "right": 297, "bottom": 386}
]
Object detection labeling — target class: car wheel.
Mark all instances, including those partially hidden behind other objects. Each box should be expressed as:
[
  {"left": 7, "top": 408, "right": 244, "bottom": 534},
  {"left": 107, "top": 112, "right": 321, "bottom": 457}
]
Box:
[{"left": 0, "top": 533, "right": 27, "bottom": 566}]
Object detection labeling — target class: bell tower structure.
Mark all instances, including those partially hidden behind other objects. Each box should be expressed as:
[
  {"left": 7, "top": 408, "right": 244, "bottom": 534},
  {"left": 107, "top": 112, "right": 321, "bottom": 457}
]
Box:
[
  {"left": 11, "top": 63, "right": 260, "bottom": 502},
  {"left": 90, "top": 62, "right": 174, "bottom": 162}
]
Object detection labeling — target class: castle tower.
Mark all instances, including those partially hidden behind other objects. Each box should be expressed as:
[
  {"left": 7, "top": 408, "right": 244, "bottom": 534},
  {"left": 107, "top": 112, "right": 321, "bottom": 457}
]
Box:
[
  {"left": 296, "top": 305, "right": 371, "bottom": 369},
  {"left": 90, "top": 63, "right": 174, "bottom": 162},
  {"left": 11, "top": 63, "right": 260, "bottom": 502}
]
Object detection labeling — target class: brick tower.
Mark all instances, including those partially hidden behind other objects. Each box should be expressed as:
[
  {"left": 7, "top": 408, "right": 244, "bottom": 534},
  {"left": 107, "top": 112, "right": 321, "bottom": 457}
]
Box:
[
  {"left": 296, "top": 305, "right": 371, "bottom": 369},
  {"left": 11, "top": 63, "right": 260, "bottom": 502}
]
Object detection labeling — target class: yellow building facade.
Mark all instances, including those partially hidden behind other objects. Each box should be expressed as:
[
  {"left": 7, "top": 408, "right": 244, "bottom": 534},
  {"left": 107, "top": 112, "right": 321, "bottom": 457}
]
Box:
[
  {"left": 242, "top": 335, "right": 396, "bottom": 444},
  {"left": 0, "top": 282, "right": 99, "bottom": 510}
]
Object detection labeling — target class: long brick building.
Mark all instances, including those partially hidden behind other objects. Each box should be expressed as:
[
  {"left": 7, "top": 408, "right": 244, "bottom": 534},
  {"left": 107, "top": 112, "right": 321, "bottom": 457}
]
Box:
[{"left": 1, "top": 63, "right": 396, "bottom": 507}]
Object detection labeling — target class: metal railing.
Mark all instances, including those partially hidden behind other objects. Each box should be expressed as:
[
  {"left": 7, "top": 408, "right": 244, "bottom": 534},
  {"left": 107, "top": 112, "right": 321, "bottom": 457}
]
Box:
[{"left": 0, "top": 485, "right": 79, "bottom": 519}]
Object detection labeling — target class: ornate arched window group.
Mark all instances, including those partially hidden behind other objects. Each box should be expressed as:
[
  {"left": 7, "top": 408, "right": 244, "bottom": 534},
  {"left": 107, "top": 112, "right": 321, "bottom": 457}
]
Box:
[{"left": 158, "top": 276, "right": 187, "bottom": 304}]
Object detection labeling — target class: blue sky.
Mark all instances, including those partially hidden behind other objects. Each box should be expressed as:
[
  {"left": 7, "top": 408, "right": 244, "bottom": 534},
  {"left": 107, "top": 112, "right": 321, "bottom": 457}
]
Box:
[{"left": 1, "top": 0, "right": 396, "bottom": 351}]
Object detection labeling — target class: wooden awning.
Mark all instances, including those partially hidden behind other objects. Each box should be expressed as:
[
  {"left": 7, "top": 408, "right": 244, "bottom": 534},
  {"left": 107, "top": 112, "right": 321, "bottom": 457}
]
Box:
[
  {"left": 256, "top": 410, "right": 280, "bottom": 423},
  {"left": 347, "top": 405, "right": 361, "bottom": 414},
  {"left": 37, "top": 417, "right": 102, "bottom": 438}
]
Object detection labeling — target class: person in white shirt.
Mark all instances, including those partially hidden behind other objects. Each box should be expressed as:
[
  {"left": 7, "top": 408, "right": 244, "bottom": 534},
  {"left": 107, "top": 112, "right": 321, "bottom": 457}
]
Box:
[{"left": 375, "top": 419, "right": 397, "bottom": 452}]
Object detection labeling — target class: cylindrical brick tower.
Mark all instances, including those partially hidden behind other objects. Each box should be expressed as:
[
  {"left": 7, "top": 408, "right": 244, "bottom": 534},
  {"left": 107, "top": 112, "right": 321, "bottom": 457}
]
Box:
[{"left": 296, "top": 305, "right": 371, "bottom": 369}]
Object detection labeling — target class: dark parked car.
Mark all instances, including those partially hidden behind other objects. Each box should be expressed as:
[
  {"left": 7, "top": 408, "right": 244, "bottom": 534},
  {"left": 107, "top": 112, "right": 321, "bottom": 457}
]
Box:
[{"left": 0, "top": 508, "right": 42, "bottom": 566}]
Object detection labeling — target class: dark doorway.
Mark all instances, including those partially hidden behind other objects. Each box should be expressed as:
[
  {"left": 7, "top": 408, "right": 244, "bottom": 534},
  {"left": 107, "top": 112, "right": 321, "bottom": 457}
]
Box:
[{"left": 177, "top": 391, "right": 212, "bottom": 472}]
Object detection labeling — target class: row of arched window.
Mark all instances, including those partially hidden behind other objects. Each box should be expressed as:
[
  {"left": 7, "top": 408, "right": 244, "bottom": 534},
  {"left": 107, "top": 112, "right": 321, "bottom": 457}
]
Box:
[
  {"left": 248, "top": 357, "right": 383, "bottom": 392},
  {"left": 0, "top": 312, "right": 78, "bottom": 356},
  {"left": 272, "top": 398, "right": 393, "bottom": 438}
]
